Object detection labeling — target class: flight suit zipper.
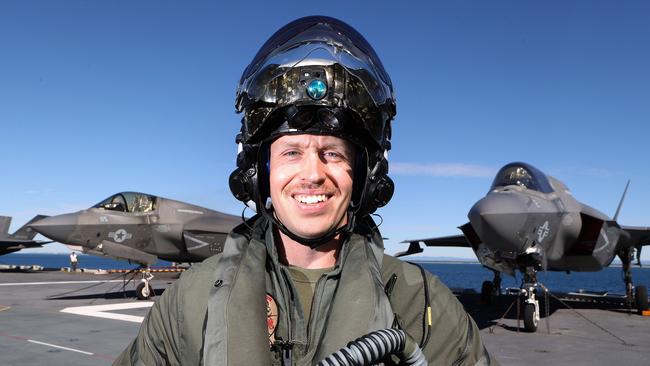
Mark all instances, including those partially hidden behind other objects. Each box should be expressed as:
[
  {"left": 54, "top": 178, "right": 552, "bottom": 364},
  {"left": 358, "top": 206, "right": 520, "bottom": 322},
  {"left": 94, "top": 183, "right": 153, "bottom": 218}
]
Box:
[
  {"left": 271, "top": 338, "right": 293, "bottom": 366},
  {"left": 276, "top": 266, "right": 298, "bottom": 366},
  {"left": 303, "top": 270, "right": 338, "bottom": 365},
  {"left": 306, "top": 272, "right": 328, "bottom": 347}
]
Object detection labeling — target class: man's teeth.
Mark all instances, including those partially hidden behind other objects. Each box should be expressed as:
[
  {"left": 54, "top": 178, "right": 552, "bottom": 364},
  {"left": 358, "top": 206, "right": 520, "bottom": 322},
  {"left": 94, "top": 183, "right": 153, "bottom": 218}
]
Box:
[{"left": 296, "top": 195, "right": 328, "bottom": 204}]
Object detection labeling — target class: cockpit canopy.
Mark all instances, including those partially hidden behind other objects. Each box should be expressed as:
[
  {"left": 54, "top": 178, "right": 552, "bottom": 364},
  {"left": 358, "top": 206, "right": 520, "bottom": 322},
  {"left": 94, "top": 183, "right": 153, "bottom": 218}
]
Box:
[
  {"left": 93, "top": 192, "right": 157, "bottom": 213},
  {"left": 490, "top": 162, "right": 554, "bottom": 193}
]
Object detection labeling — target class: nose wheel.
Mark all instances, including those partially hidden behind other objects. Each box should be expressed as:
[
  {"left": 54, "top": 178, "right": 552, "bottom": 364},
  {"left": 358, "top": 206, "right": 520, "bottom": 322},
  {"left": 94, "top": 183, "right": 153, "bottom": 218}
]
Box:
[
  {"left": 135, "top": 268, "right": 155, "bottom": 300},
  {"left": 521, "top": 286, "right": 540, "bottom": 332},
  {"left": 520, "top": 267, "right": 540, "bottom": 332}
]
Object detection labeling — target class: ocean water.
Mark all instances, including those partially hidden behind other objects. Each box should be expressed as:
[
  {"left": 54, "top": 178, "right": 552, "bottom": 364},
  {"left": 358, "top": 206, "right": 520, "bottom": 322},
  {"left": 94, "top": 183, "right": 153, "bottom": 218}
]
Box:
[
  {"left": 2, "top": 253, "right": 649, "bottom": 294},
  {"left": 418, "top": 261, "right": 650, "bottom": 294},
  {"left": 1, "top": 253, "right": 171, "bottom": 270}
]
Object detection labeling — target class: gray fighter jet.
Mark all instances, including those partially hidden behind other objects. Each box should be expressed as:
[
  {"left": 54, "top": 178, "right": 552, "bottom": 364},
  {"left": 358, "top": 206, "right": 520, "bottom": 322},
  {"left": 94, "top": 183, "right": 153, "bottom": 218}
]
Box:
[
  {"left": 401, "top": 162, "right": 650, "bottom": 332},
  {"left": 1, "top": 215, "right": 51, "bottom": 255},
  {"left": 30, "top": 192, "right": 241, "bottom": 298}
]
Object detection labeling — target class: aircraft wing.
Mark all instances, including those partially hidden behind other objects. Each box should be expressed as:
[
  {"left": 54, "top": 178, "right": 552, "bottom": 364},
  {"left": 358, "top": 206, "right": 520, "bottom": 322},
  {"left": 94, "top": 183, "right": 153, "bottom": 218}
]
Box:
[
  {"left": 0, "top": 240, "right": 52, "bottom": 255},
  {"left": 1, "top": 239, "right": 51, "bottom": 246},
  {"left": 404, "top": 234, "right": 471, "bottom": 248},
  {"left": 397, "top": 234, "right": 470, "bottom": 257}
]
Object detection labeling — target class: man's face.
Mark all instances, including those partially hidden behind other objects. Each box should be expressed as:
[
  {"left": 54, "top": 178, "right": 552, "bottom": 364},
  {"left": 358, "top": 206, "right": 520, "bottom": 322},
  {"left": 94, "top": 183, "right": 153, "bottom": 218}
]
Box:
[{"left": 269, "top": 134, "right": 355, "bottom": 239}]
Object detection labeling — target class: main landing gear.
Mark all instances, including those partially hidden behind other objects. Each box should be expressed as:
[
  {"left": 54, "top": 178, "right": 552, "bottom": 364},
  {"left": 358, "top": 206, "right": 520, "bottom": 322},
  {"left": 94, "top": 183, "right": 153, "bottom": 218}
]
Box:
[
  {"left": 481, "top": 271, "right": 502, "bottom": 305},
  {"left": 135, "top": 268, "right": 155, "bottom": 300},
  {"left": 621, "top": 248, "right": 649, "bottom": 314}
]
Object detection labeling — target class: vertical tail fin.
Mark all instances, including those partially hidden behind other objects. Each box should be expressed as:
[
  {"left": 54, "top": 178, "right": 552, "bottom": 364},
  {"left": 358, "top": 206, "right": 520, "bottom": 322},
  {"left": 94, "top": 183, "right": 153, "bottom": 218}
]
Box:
[
  {"left": 0, "top": 216, "right": 12, "bottom": 237},
  {"left": 11, "top": 215, "right": 49, "bottom": 240},
  {"left": 613, "top": 180, "right": 630, "bottom": 222}
]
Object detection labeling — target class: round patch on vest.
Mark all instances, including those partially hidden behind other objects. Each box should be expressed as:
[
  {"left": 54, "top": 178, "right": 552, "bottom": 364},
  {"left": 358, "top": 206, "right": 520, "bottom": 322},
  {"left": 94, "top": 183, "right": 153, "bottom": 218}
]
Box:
[{"left": 266, "top": 293, "right": 278, "bottom": 344}]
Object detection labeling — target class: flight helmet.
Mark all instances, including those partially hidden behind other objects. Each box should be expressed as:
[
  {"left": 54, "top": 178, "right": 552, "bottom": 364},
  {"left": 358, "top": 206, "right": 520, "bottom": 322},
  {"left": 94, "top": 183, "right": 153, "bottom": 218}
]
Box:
[{"left": 229, "top": 16, "right": 396, "bottom": 247}]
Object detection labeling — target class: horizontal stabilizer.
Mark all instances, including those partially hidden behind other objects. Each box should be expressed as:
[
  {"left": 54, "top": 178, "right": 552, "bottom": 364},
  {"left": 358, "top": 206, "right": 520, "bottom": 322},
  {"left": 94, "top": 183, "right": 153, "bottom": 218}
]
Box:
[
  {"left": 13, "top": 215, "right": 49, "bottom": 240},
  {"left": 395, "top": 241, "right": 423, "bottom": 257},
  {"left": 0, "top": 214, "right": 54, "bottom": 254}
]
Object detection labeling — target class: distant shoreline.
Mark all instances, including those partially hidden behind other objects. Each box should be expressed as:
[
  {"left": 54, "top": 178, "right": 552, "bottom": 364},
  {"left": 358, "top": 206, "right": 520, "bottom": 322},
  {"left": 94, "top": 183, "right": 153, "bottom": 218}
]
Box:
[
  {"left": 411, "top": 260, "right": 480, "bottom": 265},
  {"left": 6, "top": 252, "right": 649, "bottom": 267}
]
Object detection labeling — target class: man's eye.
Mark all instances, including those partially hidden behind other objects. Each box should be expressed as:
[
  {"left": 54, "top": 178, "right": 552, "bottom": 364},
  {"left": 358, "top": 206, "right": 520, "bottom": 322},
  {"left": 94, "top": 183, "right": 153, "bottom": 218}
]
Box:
[
  {"left": 324, "top": 151, "right": 347, "bottom": 160},
  {"left": 283, "top": 150, "right": 299, "bottom": 157}
]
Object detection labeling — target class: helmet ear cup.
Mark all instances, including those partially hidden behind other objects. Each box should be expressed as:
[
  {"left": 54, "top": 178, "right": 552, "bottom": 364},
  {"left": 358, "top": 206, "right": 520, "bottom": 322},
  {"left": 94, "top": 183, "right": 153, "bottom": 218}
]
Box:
[
  {"left": 228, "top": 145, "right": 259, "bottom": 207},
  {"left": 362, "top": 172, "right": 394, "bottom": 215},
  {"left": 367, "top": 174, "right": 394, "bottom": 211},
  {"left": 229, "top": 167, "right": 256, "bottom": 204},
  {"left": 358, "top": 156, "right": 394, "bottom": 215}
]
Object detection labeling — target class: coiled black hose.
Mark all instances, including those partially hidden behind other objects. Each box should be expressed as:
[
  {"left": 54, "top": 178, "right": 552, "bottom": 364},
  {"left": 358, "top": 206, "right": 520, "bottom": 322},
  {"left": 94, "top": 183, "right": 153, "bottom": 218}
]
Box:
[{"left": 316, "top": 328, "right": 427, "bottom": 366}]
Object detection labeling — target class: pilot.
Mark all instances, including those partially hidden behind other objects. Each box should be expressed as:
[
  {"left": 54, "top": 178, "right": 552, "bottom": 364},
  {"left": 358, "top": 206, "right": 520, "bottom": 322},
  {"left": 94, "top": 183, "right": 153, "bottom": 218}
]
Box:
[
  {"left": 115, "top": 16, "right": 497, "bottom": 365},
  {"left": 508, "top": 167, "right": 533, "bottom": 189},
  {"left": 110, "top": 195, "right": 127, "bottom": 212},
  {"left": 132, "top": 194, "right": 153, "bottom": 213}
]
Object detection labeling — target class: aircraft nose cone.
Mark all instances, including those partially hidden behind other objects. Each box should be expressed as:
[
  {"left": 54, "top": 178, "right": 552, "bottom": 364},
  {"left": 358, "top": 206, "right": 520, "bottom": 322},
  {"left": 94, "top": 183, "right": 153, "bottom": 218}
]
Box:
[
  {"left": 468, "top": 192, "right": 529, "bottom": 253},
  {"left": 30, "top": 214, "right": 77, "bottom": 242}
]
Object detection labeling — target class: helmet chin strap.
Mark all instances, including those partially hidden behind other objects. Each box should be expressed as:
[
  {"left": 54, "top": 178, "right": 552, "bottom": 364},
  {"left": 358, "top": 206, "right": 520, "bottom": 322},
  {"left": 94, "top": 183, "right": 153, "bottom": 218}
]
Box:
[{"left": 267, "top": 209, "right": 355, "bottom": 249}]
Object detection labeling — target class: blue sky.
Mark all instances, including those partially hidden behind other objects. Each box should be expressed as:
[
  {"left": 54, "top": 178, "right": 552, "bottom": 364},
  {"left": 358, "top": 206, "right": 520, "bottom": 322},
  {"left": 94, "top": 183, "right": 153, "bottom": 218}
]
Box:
[{"left": 2, "top": 0, "right": 649, "bottom": 260}]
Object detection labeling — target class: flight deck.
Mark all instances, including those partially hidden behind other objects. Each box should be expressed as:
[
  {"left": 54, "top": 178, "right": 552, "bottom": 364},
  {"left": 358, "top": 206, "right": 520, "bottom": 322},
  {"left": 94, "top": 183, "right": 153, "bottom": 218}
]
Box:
[{"left": 1, "top": 269, "right": 649, "bottom": 365}]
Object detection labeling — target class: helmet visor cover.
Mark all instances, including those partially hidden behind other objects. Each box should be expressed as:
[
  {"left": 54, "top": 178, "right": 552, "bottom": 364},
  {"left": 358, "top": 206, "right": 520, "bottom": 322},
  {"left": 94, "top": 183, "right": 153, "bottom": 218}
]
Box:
[{"left": 236, "top": 16, "right": 395, "bottom": 148}]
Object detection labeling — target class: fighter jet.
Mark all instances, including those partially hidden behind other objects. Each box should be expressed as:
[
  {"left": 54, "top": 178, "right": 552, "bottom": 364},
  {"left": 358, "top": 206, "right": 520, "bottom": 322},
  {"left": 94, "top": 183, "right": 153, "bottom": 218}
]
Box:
[
  {"left": 0, "top": 215, "right": 52, "bottom": 255},
  {"left": 401, "top": 162, "right": 650, "bottom": 332},
  {"left": 30, "top": 192, "right": 241, "bottom": 299}
]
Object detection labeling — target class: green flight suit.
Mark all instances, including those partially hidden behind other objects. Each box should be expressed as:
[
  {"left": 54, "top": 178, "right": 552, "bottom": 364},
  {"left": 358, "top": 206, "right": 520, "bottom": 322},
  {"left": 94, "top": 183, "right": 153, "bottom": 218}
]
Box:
[{"left": 114, "top": 216, "right": 498, "bottom": 365}]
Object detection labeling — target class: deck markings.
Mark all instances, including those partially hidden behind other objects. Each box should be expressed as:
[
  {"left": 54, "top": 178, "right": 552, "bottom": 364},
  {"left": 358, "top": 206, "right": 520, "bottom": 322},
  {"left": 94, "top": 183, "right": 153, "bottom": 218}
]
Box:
[
  {"left": 61, "top": 302, "right": 154, "bottom": 323},
  {"left": 27, "top": 339, "right": 94, "bottom": 355},
  {"left": 0, "top": 331, "right": 115, "bottom": 361},
  {"left": 0, "top": 280, "right": 125, "bottom": 286}
]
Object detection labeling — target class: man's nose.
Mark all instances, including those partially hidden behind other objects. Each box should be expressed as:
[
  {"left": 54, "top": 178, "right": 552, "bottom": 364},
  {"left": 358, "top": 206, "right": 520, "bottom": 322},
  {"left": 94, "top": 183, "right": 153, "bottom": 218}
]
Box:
[{"left": 300, "top": 152, "right": 326, "bottom": 183}]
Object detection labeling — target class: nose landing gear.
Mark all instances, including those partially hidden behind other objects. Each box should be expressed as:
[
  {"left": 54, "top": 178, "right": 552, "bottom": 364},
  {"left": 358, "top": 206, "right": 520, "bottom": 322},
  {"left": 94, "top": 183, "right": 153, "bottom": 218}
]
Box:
[
  {"left": 520, "top": 286, "right": 540, "bottom": 332},
  {"left": 520, "top": 267, "right": 541, "bottom": 332}
]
